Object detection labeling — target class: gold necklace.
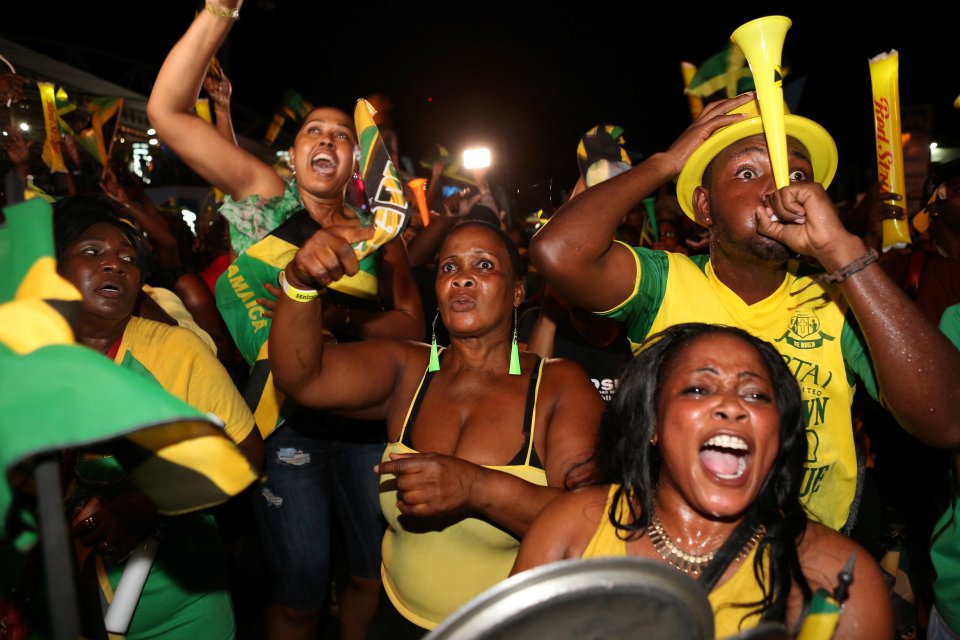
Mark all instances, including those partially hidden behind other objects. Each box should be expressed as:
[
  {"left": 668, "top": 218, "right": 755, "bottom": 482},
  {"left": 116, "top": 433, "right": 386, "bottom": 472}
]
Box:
[
  {"left": 646, "top": 514, "right": 716, "bottom": 577},
  {"left": 646, "top": 514, "right": 766, "bottom": 578}
]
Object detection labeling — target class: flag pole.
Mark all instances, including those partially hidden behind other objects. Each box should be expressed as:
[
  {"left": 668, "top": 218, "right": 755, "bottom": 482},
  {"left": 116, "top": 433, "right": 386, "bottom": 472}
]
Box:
[{"left": 102, "top": 99, "right": 125, "bottom": 178}]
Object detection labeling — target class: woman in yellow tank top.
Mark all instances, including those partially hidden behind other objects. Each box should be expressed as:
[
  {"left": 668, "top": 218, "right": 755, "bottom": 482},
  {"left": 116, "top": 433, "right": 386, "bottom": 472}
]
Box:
[
  {"left": 512, "top": 323, "right": 892, "bottom": 639},
  {"left": 268, "top": 220, "right": 604, "bottom": 636}
]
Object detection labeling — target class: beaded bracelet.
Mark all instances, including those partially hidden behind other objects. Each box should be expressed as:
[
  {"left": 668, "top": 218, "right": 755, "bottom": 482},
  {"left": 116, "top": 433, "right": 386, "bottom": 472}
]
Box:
[
  {"left": 204, "top": 2, "right": 240, "bottom": 19},
  {"left": 818, "top": 248, "right": 879, "bottom": 283}
]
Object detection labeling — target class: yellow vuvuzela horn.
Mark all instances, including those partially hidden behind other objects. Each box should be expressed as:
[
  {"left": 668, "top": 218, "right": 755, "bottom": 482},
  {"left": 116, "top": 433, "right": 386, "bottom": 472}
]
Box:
[{"left": 731, "top": 16, "right": 792, "bottom": 189}]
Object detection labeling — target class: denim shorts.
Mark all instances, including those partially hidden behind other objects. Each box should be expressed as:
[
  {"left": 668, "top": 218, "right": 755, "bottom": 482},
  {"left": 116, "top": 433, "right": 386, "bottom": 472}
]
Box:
[
  {"left": 252, "top": 422, "right": 387, "bottom": 609},
  {"left": 929, "top": 605, "right": 960, "bottom": 640}
]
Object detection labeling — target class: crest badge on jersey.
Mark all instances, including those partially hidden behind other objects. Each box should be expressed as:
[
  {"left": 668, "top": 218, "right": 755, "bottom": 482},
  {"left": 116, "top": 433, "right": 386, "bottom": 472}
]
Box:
[{"left": 777, "top": 308, "right": 835, "bottom": 350}]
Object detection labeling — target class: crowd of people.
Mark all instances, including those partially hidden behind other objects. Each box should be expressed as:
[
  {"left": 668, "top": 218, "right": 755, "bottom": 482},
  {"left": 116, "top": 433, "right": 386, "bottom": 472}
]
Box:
[{"left": 3, "top": 4, "right": 960, "bottom": 640}]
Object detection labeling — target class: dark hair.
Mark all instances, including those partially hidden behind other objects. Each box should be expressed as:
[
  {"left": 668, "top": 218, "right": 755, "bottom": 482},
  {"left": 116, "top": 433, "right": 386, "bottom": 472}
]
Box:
[
  {"left": 585, "top": 323, "right": 810, "bottom": 623},
  {"left": 464, "top": 204, "right": 500, "bottom": 227},
  {"left": 295, "top": 105, "right": 357, "bottom": 139},
  {"left": 924, "top": 156, "right": 960, "bottom": 204},
  {"left": 53, "top": 193, "right": 150, "bottom": 282},
  {"left": 442, "top": 219, "right": 525, "bottom": 280}
]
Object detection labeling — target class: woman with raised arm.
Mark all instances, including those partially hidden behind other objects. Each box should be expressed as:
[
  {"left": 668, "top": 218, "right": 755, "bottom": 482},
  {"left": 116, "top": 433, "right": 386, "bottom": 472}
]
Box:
[
  {"left": 269, "top": 219, "right": 604, "bottom": 637},
  {"left": 148, "top": 4, "right": 424, "bottom": 639}
]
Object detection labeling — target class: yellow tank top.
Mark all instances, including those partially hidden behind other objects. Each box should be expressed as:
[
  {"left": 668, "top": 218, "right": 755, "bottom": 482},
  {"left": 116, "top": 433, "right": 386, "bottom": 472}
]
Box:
[
  {"left": 379, "top": 354, "right": 549, "bottom": 629},
  {"left": 583, "top": 484, "right": 766, "bottom": 637}
]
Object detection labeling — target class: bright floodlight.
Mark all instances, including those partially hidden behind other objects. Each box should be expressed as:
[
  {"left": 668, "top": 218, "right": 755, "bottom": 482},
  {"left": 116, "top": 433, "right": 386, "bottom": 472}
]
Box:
[{"left": 463, "top": 147, "right": 491, "bottom": 170}]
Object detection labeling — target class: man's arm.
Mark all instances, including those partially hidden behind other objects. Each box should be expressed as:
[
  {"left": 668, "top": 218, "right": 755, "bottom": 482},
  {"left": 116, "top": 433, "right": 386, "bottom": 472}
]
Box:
[
  {"left": 761, "top": 183, "right": 960, "bottom": 447},
  {"left": 529, "top": 94, "right": 753, "bottom": 312}
]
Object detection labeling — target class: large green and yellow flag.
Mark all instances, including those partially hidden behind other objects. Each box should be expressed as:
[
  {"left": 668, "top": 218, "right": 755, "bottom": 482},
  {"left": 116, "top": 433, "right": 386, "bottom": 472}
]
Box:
[
  {"left": 0, "top": 200, "right": 259, "bottom": 550},
  {"left": 353, "top": 98, "right": 409, "bottom": 260}
]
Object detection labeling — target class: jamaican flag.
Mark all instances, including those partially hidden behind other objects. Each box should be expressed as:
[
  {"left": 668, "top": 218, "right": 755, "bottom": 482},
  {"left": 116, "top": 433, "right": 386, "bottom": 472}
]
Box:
[
  {"left": 353, "top": 98, "right": 409, "bottom": 260},
  {"left": 215, "top": 208, "right": 380, "bottom": 438},
  {"left": 577, "top": 124, "right": 634, "bottom": 188},
  {"left": 795, "top": 589, "right": 841, "bottom": 640},
  {"left": 0, "top": 200, "right": 259, "bottom": 550}
]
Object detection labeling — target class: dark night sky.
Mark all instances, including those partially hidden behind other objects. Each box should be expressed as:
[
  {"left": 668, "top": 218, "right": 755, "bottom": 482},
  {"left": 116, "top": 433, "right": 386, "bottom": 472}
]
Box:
[{"left": 4, "top": 2, "right": 956, "bottom": 206}]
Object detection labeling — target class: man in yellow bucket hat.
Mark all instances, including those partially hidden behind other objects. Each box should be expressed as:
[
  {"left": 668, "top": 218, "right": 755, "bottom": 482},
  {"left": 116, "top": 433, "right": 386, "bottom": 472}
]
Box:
[{"left": 530, "top": 92, "right": 960, "bottom": 533}]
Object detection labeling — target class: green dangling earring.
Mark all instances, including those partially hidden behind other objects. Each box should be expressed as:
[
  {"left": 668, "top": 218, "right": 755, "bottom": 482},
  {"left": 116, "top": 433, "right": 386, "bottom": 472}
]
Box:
[
  {"left": 428, "top": 309, "right": 441, "bottom": 372},
  {"left": 509, "top": 306, "right": 521, "bottom": 376}
]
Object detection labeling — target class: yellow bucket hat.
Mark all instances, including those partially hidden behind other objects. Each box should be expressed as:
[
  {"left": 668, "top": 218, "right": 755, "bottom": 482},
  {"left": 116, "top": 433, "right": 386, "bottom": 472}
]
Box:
[{"left": 676, "top": 95, "right": 839, "bottom": 223}]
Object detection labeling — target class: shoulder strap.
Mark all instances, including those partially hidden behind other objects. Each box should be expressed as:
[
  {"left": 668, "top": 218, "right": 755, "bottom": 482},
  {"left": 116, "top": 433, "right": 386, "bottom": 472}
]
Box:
[
  {"left": 399, "top": 348, "right": 444, "bottom": 448},
  {"left": 507, "top": 356, "right": 544, "bottom": 468},
  {"left": 523, "top": 357, "right": 545, "bottom": 468},
  {"left": 698, "top": 506, "right": 762, "bottom": 592}
]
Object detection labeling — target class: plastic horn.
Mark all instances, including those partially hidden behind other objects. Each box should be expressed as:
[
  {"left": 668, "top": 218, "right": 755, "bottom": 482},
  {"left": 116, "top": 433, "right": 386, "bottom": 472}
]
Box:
[
  {"left": 408, "top": 177, "right": 430, "bottom": 227},
  {"left": 869, "top": 50, "right": 911, "bottom": 251},
  {"left": 730, "top": 15, "right": 792, "bottom": 189}
]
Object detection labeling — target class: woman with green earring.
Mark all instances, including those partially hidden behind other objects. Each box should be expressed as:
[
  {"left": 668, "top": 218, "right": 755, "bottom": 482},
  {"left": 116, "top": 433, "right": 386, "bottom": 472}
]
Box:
[{"left": 268, "top": 219, "right": 604, "bottom": 638}]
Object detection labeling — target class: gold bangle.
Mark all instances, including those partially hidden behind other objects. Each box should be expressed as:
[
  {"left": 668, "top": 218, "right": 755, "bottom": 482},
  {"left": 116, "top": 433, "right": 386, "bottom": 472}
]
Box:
[
  {"left": 204, "top": 2, "right": 240, "bottom": 19},
  {"left": 278, "top": 270, "right": 320, "bottom": 303}
]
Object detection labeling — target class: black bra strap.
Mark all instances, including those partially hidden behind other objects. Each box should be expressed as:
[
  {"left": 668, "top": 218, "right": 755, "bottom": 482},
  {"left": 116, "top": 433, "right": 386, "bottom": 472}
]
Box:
[
  {"left": 401, "top": 353, "right": 544, "bottom": 470},
  {"left": 507, "top": 356, "right": 544, "bottom": 468},
  {"left": 698, "top": 506, "right": 762, "bottom": 592},
  {"left": 399, "top": 350, "right": 444, "bottom": 448}
]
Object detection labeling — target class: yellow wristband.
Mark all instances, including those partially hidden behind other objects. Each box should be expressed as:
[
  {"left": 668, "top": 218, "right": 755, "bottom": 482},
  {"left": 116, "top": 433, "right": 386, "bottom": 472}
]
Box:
[
  {"left": 204, "top": 2, "right": 240, "bottom": 19},
  {"left": 278, "top": 270, "right": 320, "bottom": 303}
]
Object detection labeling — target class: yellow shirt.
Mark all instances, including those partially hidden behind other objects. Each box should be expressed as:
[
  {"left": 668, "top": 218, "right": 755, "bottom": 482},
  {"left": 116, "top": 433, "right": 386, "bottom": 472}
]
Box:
[{"left": 115, "top": 316, "right": 255, "bottom": 444}]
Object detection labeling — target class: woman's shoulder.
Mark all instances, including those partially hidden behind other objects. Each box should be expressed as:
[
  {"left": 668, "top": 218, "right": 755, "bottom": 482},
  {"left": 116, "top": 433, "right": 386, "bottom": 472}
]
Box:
[
  {"left": 531, "top": 485, "right": 611, "bottom": 531},
  {"left": 539, "top": 354, "right": 593, "bottom": 383},
  {"left": 796, "top": 522, "right": 862, "bottom": 563},
  {"left": 126, "top": 316, "right": 211, "bottom": 353},
  {"left": 538, "top": 355, "right": 604, "bottom": 402},
  {"left": 796, "top": 522, "right": 887, "bottom": 596},
  {"left": 793, "top": 524, "right": 894, "bottom": 638}
]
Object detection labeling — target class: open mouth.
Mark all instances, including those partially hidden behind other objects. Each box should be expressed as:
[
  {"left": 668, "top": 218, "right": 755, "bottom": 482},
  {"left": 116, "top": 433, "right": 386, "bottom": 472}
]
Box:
[
  {"left": 311, "top": 151, "right": 337, "bottom": 176},
  {"left": 95, "top": 282, "right": 124, "bottom": 298},
  {"left": 699, "top": 434, "right": 750, "bottom": 481}
]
